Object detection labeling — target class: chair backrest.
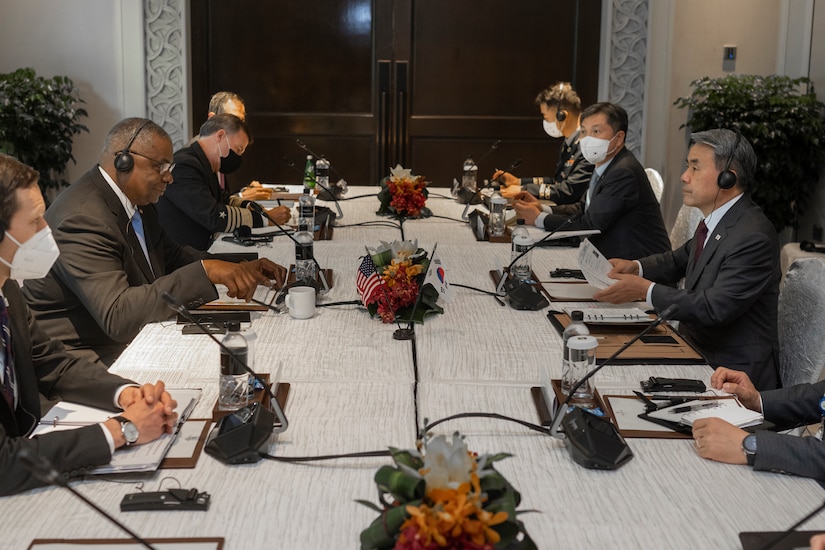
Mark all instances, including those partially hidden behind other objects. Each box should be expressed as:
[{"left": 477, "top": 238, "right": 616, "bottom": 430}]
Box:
[
  {"left": 779, "top": 257, "right": 825, "bottom": 387},
  {"left": 645, "top": 168, "right": 664, "bottom": 202},
  {"left": 669, "top": 204, "right": 704, "bottom": 250}
]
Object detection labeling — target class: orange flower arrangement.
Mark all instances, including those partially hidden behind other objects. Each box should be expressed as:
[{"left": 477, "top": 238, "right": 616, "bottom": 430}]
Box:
[{"left": 358, "top": 433, "right": 536, "bottom": 549}]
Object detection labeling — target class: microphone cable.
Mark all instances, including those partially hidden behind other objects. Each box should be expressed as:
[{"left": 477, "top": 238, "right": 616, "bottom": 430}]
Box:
[{"left": 450, "top": 283, "right": 505, "bottom": 306}]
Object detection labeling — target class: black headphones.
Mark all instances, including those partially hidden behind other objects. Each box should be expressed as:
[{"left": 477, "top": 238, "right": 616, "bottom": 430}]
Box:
[
  {"left": 114, "top": 120, "right": 151, "bottom": 173},
  {"left": 717, "top": 131, "right": 742, "bottom": 190},
  {"left": 553, "top": 83, "right": 567, "bottom": 122}
]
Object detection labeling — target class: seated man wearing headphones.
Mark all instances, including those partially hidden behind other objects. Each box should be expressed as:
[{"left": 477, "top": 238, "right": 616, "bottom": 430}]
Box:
[
  {"left": 492, "top": 81, "right": 593, "bottom": 206},
  {"left": 22, "top": 118, "right": 286, "bottom": 366},
  {"left": 593, "top": 129, "right": 781, "bottom": 390}
]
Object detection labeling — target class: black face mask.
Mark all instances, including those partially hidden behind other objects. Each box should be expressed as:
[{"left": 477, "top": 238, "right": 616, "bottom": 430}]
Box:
[
  {"left": 220, "top": 149, "right": 243, "bottom": 174},
  {"left": 218, "top": 134, "right": 243, "bottom": 174}
]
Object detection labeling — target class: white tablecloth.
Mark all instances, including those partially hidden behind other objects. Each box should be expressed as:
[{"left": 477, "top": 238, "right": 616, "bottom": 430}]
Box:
[{"left": 6, "top": 188, "right": 824, "bottom": 549}]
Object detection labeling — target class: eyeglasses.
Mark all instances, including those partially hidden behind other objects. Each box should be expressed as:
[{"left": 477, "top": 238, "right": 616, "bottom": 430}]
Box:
[{"left": 130, "top": 151, "right": 175, "bottom": 174}]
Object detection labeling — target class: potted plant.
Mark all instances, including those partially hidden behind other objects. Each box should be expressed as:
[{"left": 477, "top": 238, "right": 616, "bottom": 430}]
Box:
[
  {"left": 675, "top": 74, "right": 825, "bottom": 233},
  {"left": 0, "top": 67, "right": 88, "bottom": 198}
]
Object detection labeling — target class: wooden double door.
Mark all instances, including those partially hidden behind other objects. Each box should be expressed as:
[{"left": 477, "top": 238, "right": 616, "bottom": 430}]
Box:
[{"left": 190, "top": 0, "right": 601, "bottom": 188}]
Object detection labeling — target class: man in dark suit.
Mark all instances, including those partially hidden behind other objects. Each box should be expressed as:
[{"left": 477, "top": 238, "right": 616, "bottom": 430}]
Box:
[
  {"left": 494, "top": 82, "right": 594, "bottom": 205},
  {"left": 594, "top": 129, "right": 780, "bottom": 390},
  {"left": 513, "top": 102, "right": 670, "bottom": 259},
  {"left": 0, "top": 153, "right": 177, "bottom": 496},
  {"left": 22, "top": 118, "right": 286, "bottom": 365},
  {"left": 692, "top": 367, "right": 825, "bottom": 481},
  {"left": 157, "top": 114, "right": 290, "bottom": 250}
]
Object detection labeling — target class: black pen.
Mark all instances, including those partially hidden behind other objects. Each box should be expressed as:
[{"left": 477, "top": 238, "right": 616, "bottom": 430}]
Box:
[{"left": 670, "top": 401, "right": 722, "bottom": 414}]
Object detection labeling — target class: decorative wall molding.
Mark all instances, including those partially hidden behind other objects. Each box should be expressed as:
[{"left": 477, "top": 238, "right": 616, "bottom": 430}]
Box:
[
  {"left": 607, "top": 0, "right": 648, "bottom": 158},
  {"left": 144, "top": 0, "right": 187, "bottom": 149}
]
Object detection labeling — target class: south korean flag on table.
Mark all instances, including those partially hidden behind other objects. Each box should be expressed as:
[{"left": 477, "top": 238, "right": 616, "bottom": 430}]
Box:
[{"left": 423, "top": 245, "right": 455, "bottom": 302}]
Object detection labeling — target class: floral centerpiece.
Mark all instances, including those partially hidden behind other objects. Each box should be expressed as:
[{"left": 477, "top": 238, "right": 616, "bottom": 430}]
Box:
[
  {"left": 357, "top": 240, "right": 444, "bottom": 324},
  {"left": 377, "top": 165, "right": 432, "bottom": 219},
  {"left": 358, "top": 432, "right": 536, "bottom": 549}
]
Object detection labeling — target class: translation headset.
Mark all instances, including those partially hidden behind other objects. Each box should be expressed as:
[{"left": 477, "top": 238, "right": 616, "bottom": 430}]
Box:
[
  {"left": 555, "top": 82, "right": 568, "bottom": 122},
  {"left": 114, "top": 120, "right": 152, "bottom": 173},
  {"left": 717, "top": 131, "right": 742, "bottom": 190}
]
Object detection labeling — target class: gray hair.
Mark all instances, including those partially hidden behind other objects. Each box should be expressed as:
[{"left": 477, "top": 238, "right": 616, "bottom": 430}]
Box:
[{"left": 690, "top": 128, "right": 756, "bottom": 190}]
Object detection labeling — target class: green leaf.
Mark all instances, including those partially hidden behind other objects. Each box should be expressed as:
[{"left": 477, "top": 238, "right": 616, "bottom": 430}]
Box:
[{"left": 359, "top": 504, "right": 412, "bottom": 549}]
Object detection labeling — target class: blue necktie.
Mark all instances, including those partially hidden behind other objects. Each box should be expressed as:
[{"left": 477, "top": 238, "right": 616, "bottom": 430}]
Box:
[
  {"left": 0, "top": 299, "right": 16, "bottom": 409},
  {"left": 131, "top": 210, "right": 154, "bottom": 274}
]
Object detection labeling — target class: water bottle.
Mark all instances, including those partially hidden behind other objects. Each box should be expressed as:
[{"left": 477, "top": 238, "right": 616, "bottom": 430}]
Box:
[
  {"left": 510, "top": 219, "right": 534, "bottom": 280},
  {"left": 303, "top": 154, "right": 315, "bottom": 189},
  {"left": 315, "top": 157, "right": 330, "bottom": 191},
  {"left": 561, "top": 311, "right": 590, "bottom": 395},
  {"left": 462, "top": 157, "right": 478, "bottom": 192},
  {"left": 564, "top": 335, "right": 598, "bottom": 407},
  {"left": 294, "top": 223, "right": 316, "bottom": 285},
  {"left": 489, "top": 190, "right": 507, "bottom": 237},
  {"left": 218, "top": 321, "right": 251, "bottom": 411},
  {"left": 298, "top": 188, "right": 316, "bottom": 232}
]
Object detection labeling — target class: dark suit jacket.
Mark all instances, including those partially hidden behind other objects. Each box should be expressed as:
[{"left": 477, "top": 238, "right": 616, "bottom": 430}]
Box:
[
  {"left": 1, "top": 280, "right": 134, "bottom": 495},
  {"left": 156, "top": 142, "right": 262, "bottom": 250},
  {"left": 754, "top": 380, "right": 825, "bottom": 481},
  {"left": 540, "top": 147, "right": 671, "bottom": 259},
  {"left": 640, "top": 194, "right": 780, "bottom": 390},
  {"left": 22, "top": 166, "right": 217, "bottom": 365},
  {"left": 522, "top": 130, "right": 594, "bottom": 205}
]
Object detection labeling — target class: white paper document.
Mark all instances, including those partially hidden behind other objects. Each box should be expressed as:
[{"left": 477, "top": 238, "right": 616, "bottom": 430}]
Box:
[
  {"left": 31, "top": 388, "right": 202, "bottom": 474},
  {"left": 577, "top": 238, "right": 616, "bottom": 289},
  {"left": 647, "top": 398, "right": 763, "bottom": 428}
]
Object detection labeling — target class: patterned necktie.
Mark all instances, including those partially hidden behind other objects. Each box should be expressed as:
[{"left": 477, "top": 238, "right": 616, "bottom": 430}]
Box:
[
  {"left": 0, "top": 299, "right": 16, "bottom": 409},
  {"left": 131, "top": 210, "right": 154, "bottom": 274},
  {"left": 693, "top": 220, "right": 709, "bottom": 263}
]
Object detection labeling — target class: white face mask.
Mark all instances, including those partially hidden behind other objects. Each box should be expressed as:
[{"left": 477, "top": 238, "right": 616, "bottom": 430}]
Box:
[
  {"left": 579, "top": 134, "right": 618, "bottom": 164},
  {"left": 0, "top": 226, "right": 60, "bottom": 280},
  {"left": 543, "top": 119, "right": 564, "bottom": 138}
]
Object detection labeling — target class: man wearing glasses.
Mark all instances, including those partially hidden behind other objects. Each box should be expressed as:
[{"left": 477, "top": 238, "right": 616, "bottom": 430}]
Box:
[{"left": 22, "top": 118, "right": 286, "bottom": 366}]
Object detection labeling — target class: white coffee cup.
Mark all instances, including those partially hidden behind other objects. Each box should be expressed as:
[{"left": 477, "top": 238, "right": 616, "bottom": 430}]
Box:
[{"left": 285, "top": 286, "right": 316, "bottom": 319}]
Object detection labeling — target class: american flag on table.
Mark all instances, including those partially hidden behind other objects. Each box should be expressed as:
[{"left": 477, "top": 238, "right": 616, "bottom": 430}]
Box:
[{"left": 357, "top": 254, "right": 385, "bottom": 305}]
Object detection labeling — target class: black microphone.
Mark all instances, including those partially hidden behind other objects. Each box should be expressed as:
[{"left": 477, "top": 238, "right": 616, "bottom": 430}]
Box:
[
  {"left": 495, "top": 213, "right": 582, "bottom": 300},
  {"left": 286, "top": 152, "right": 345, "bottom": 219},
  {"left": 162, "top": 292, "right": 289, "bottom": 463},
  {"left": 547, "top": 304, "right": 680, "bottom": 470},
  {"left": 461, "top": 158, "right": 522, "bottom": 221},
  {"left": 295, "top": 139, "right": 347, "bottom": 186},
  {"left": 247, "top": 201, "right": 331, "bottom": 293},
  {"left": 757, "top": 498, "right": 825, "bottom": 550},
  {"left": 455, "top": 140, "right": 501, "bottom": 204},
  {"left": 17, "top": 448, "right": 157, "bottom": 550}
]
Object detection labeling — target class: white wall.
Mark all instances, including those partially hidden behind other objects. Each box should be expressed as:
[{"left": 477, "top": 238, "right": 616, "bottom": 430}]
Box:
[
  {"left": 0, "top": 0, "right": 145, "bottom": 185},
  {"left": 645, "top": 0, "right": 784, "bottom": 230}
]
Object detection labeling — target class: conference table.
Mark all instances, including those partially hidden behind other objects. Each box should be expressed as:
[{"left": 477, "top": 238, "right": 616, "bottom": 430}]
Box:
[{"left": 6, "top": 187, "right": 825, "bottom": 549}]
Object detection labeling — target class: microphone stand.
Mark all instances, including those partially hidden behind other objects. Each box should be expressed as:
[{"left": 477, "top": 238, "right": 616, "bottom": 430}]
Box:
[
  {"left": 547, "top": 304, "right": 680, "bottom": 439},
  {"left": 162, "top": 292, "right": 288, "bottom": 434},
  {"left": 495, "top": 214, "right": 580, "bottom": 296},
  {"left": 248, "top": 201, "right": 331, "bottom": 294},
  {"left": 392, "top": 242, "right": 438, "bottom": 341},
  {"left": 17, "top": 448, "right": 157, "bottom": 550},
  {"left": 461, "top": 158, "right": 522, "bottom": 221},
  {"left": 286, "top": 151, "right": 345, "bottom": 219}
]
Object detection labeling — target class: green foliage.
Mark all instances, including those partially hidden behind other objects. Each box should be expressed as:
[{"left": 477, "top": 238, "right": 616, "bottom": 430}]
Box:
[
  {"left": 675, "top": 74, "right": 825, "bottom": 231},
  {"left": 0, "top": 67, "right": 88, "bottom": 195}
]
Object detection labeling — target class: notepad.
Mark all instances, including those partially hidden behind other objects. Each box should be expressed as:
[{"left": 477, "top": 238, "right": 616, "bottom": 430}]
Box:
[
  {"left": 31, "top": 388, "right": 202, "bottom": 474},
  {"left": 679, "top": 402, "right": 763, "bottom": 428}
]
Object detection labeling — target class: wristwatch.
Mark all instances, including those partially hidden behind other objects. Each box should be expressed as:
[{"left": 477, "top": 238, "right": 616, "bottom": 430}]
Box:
[
  {"left": 112, "top": 415, "right": 139, "bottom": 446},
  {"left": 742, "top": 433, "right": 757, "bottom": 465}
]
